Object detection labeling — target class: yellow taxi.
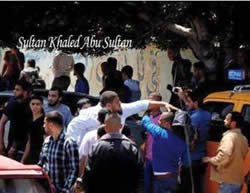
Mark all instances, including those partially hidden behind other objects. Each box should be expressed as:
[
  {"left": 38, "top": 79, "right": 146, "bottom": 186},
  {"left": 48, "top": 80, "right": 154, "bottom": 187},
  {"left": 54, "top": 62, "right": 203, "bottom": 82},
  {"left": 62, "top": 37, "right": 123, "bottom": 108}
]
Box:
[{"left": 202, "top": 85, "right": 250, "bottom": 193}]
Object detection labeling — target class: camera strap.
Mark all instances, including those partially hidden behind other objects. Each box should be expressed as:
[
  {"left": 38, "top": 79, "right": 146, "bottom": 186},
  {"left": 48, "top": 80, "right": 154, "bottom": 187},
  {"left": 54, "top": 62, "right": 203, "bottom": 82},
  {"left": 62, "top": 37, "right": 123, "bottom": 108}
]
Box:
[{"left": 183, "top": 117, "right": 195, "bottom": 193}]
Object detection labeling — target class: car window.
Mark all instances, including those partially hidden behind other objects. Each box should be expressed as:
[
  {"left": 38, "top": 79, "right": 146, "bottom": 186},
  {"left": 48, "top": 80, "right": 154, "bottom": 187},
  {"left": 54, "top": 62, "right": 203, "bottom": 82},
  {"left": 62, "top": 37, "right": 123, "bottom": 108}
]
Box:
[
  {"left": 241, "top": 105, "right": 250, "bottom": 144},
  {"left": 203, "top": 102, "right": 234, "bottom": 121},
  {"left": 203, "top": 102, "right": 234, "bottom": 142},
  {"left": 242, "top": 105, "right": 250, "bottom": 123},
  {"left": 0, "top": 178, "right": 51, "bottom": 193}
]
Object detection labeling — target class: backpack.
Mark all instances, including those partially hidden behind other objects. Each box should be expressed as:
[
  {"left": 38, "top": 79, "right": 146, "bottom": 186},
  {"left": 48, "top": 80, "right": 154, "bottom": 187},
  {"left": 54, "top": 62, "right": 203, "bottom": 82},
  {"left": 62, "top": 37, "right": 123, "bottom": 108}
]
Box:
[{"left": 172, "top": 110, "right": 198, "bottom": 147}]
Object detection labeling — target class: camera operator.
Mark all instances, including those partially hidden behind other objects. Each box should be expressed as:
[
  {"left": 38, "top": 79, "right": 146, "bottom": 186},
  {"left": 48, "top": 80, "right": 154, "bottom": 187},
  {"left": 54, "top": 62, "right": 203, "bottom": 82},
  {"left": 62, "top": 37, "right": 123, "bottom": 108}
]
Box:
[{"left": 175, "top": 88, "right": 212, "bottom": 193}]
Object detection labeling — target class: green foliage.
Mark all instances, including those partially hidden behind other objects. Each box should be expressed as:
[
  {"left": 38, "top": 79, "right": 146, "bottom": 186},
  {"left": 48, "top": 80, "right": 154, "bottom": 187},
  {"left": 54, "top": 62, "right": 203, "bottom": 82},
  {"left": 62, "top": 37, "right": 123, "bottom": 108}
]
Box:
[{"left": 0, "top": 2, "right": 249, "bottom": 56}]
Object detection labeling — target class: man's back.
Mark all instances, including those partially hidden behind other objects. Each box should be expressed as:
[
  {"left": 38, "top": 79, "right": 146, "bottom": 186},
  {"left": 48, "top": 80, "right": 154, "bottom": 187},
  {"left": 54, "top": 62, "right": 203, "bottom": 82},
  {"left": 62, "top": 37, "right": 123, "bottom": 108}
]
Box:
[
  {"left": 189, "top": 108, "right": 211, "bottom": 160},
  {"left": 124, "top": 79, "right": 141, "bottom": 102},
  {"left": 52, "top": 53, "right": 74, "bottom": 78},
  {"left": 84, "top": 133, "right": 143, "bottom": 193},
  {"left": 20, "top": 67, "right": 39, "bottom": 83}
]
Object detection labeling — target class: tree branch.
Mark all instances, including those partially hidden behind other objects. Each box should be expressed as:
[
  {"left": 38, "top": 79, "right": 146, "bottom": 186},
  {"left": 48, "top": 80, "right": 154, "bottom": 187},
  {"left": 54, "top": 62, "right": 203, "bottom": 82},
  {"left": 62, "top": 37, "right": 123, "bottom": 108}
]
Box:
[
  {"left": 166, "top": 23, "right": 196, "bottom": 39},
  {"left": 192, "top": 17, "right": 210, "bottom": 41}
]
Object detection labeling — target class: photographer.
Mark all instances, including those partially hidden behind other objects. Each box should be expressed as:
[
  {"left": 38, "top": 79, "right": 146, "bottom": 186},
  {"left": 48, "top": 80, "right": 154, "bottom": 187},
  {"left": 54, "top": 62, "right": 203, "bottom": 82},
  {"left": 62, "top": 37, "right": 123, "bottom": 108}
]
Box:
[{"left": 175, "top": 88, "right": 212, "bottom": 193}]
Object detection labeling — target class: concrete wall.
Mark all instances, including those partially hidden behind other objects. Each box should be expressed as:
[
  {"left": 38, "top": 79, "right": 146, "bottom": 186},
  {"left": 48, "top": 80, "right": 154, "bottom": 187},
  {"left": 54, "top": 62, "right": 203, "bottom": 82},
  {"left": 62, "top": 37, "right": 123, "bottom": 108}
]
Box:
[{"left": 0, "top": 46, "right": 198, "bottom": 102}]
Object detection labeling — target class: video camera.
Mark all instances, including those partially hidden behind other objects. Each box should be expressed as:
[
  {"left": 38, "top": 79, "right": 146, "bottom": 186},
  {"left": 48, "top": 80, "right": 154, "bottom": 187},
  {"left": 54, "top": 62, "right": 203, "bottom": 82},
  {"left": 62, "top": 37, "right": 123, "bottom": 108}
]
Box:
[
  {"left": 166, "top": 84, "right": 180, "bottom": 94},
  {"left": 167, "top": 84, "right": 191, "bottom": 94}
]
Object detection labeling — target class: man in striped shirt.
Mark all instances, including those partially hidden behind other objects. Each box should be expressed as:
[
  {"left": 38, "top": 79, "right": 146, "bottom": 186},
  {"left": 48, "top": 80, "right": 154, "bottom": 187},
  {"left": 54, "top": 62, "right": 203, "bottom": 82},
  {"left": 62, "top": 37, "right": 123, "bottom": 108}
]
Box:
[{"left": 38, "top": 111, "right": 79, "bottom": 193}]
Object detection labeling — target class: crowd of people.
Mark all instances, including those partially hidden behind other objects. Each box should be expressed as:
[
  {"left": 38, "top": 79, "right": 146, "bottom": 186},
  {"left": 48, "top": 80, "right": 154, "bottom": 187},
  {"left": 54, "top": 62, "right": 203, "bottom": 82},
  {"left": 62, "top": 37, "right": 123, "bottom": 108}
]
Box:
[{"left": 0, "top": 45, "right": 250, "bottom": 193}]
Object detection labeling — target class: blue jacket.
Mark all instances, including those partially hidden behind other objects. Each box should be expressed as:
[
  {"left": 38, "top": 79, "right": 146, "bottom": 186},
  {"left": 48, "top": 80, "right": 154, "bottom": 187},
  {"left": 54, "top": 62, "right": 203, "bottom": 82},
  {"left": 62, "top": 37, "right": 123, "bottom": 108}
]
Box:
[{"left": 142, "top": 116, "right": 186, "bottom": 173}]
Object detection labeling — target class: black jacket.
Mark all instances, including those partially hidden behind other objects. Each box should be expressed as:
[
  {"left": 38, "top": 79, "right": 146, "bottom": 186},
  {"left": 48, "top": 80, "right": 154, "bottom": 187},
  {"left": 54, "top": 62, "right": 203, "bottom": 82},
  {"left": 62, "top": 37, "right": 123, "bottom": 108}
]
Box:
[{"left": 83, "top": 133, "right": 143, "bottom": 193}]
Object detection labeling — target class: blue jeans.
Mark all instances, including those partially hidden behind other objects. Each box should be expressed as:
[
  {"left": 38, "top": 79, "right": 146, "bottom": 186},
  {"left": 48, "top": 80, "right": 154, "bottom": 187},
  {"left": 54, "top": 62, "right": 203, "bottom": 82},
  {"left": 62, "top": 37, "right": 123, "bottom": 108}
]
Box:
[
  {"left": 219, "top": 183, "right": 242, "bottom": 193},
  {"left": 154, "top": 177, "right": 177, "bottom": 193},
  {"left": 144, "top": 159, "right": 153, "bottom": 193}
]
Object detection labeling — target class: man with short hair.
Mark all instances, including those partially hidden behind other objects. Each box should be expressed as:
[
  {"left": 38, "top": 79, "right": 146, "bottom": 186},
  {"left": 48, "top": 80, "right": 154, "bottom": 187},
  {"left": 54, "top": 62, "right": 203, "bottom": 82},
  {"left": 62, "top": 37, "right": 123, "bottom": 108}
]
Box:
[
  {"left": 121, "top": 65, "right": 141, "bottom": 102},
  {"left": 38, "top": 111, "right": 79, "bottom": 193},
  {"left": 168, "top": 47, "right": 192, "bottom": 108},
  {"left": 203, "top": 112, "right": 248, "bottom": 193},
  {"left": 141, "top": 111, "right": 187, "bottom": 193},
  {"left": 178, "top": 89, "right": 211, "bottom": 193},
  {"left": 67, "top": 90, "right": 177, "bottom": 147},
  {"left": 75, "top": 108, "right": 136, "bottom": 193},
  {"left": 78, "top": 107, "right": 110, "bottom": 179},
  {"left": 20, "top": 59, "right": 39, "bottom": 84},
  {"left": 44, "top": 87, "right": 73, "bottom": 130},
  {"left": 191, "top": 61, "right": 211, "bottom": 97},
  {"left": 75, "top": 98, "right": 92, "bottom": 116},
  {"left": 0, "top": 79, "right": 33, "bottom": 161},
  {"left": 168, "top": 47, "right": 192, "bottom": 87},
  {"left": 107, "top": 57, "right": 118, "bottom": 71},
  {"left": 83, "top": 112, "right": 143, "bottom": 193},
  {"left": 73, "top": 63, "right": 89, "bottom": 94}
]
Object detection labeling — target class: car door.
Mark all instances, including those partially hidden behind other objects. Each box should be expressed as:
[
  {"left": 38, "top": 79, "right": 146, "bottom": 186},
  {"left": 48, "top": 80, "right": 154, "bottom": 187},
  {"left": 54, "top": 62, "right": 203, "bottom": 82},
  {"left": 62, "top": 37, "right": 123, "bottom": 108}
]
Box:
[
  {"left": 203, "top": 99, "right": 250, "bottom": 193},
  {"left": 202, "top": 100, "right": 235, "bottom": 193},
  {"left": 238, "top": 102, "right": 250, "bottom": 193}
]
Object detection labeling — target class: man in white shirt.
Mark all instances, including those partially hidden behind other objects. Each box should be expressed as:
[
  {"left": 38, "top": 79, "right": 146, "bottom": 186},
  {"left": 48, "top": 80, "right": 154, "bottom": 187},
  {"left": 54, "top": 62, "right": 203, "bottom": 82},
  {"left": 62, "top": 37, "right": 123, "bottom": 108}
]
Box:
[
  {"left": 78, "top": 107, "right": 109, "bottom": 177},
  {"left": 67, "top": 90, "right": 176, "bottom": 147}
]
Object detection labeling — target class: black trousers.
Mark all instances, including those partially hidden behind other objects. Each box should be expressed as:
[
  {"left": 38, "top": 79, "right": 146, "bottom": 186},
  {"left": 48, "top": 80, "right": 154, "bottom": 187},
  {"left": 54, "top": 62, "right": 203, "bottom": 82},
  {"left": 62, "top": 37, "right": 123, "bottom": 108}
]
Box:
[
  {"left": 177, "top": 160, "right": 207, "bottom": 193},
  {"left": 52, "top": 75, "right": 71, "bottom": 91}
]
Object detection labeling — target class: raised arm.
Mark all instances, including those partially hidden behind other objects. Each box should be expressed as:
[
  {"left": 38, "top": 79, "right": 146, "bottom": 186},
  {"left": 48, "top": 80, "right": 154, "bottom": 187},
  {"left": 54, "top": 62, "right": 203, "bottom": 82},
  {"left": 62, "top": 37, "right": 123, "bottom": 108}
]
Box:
[
  {"left": 141, "top": 115, "right": 168, "bottom": 138},
  {"left": 122, "top": 100, "right": 179, "bottom": 119},
  {"left": 147, "top": 101, "right": 179, "bottom": 112}
]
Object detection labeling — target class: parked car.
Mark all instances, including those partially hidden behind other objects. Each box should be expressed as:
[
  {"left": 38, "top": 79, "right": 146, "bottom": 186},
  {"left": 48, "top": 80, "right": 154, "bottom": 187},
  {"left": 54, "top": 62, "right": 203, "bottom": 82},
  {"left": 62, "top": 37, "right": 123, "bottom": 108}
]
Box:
[
  {"left": 0, "top": 155, "right": 54, "bottom": 193},
  {"left": 202, "top": 85, "right": 250, "bottom": 193},
  {"left": 0, "top": 89, "right": 99, "bottom": 117}
]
